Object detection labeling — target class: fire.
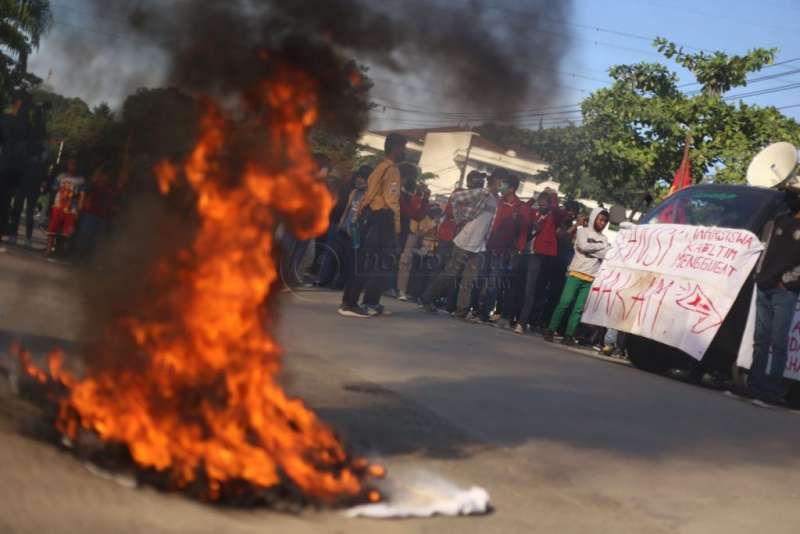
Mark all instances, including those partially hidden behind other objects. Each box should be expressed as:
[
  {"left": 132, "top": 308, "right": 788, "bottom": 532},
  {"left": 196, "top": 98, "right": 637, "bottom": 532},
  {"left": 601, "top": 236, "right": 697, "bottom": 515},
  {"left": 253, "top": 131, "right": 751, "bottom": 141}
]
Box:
[{"left": 14, "top": 67, "right": 379, "bottom": 503}]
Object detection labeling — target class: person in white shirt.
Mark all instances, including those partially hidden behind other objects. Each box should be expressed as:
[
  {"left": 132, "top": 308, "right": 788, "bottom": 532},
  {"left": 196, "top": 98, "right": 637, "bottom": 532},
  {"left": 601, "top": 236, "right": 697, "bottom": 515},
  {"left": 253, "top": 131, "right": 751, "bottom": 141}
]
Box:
[{"left": 420, "top": 170, "right": 504, "bottom": 317}]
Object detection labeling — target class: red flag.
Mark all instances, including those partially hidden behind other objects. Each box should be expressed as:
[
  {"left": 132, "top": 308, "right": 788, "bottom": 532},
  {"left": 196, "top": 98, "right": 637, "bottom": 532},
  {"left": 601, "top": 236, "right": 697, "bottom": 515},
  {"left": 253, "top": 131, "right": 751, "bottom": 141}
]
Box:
[
  {"left": 669, "top": 139, "right": 693, "bottom": 195},
  {"left": 658, "top": 137, "right": 693, "bottom": 223}
]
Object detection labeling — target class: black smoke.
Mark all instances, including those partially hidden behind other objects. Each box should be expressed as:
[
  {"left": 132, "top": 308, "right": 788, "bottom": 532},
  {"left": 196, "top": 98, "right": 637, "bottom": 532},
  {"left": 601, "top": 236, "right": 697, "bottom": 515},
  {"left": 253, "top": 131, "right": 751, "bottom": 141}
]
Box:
[{"left": 78, "top": 0, "right": 574, "bottom": 126}]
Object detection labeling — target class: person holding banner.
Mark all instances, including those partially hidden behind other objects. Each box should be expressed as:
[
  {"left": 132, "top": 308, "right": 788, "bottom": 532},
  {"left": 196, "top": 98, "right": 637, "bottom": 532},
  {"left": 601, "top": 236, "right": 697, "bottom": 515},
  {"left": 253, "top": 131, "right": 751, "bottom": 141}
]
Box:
[
  {"left": 544, "top": 208, "right": 611, "bottom": 346},
  {"left": 744, "top": 201, "right": 800, "bottom": 406}
]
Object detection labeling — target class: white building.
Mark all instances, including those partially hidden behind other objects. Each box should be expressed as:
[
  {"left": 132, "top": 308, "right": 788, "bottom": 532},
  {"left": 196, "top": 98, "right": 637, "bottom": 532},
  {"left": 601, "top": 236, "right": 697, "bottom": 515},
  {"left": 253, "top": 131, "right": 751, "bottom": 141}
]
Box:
[{"left": 359, "top": 127, "right": 556, "bottom": 199}]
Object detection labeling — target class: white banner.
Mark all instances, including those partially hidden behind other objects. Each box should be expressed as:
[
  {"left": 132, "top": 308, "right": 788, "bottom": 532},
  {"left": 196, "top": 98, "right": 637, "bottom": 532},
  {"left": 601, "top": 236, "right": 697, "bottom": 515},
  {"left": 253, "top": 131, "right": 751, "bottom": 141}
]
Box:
[
  {"left": 737, "top": 292, "right": 800, "bottom": 380},
  {"left": 583, "top": 224, "right": 764, "bottom": 360}
]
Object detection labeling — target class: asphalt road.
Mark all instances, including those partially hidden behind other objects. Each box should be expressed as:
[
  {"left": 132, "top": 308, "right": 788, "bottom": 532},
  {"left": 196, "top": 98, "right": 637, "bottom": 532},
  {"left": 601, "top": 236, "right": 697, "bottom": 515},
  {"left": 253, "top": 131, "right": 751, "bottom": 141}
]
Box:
[{"left": 0, "top": 249, "right": 799, "bottom": 533}]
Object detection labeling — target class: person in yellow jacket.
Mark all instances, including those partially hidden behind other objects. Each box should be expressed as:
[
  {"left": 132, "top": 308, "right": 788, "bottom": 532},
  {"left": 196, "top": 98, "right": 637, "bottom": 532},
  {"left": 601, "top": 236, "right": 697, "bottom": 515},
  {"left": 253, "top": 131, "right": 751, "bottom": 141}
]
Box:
[{"left": 339, "top": 133, "right": 407, "bottom": 318}]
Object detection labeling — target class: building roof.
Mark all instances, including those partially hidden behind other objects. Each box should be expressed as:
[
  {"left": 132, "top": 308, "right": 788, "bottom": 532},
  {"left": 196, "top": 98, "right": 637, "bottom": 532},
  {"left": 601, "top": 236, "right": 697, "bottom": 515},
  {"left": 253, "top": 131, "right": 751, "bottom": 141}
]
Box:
[{"left": 373, "top": 126, "right": 541, "bottom": 163}]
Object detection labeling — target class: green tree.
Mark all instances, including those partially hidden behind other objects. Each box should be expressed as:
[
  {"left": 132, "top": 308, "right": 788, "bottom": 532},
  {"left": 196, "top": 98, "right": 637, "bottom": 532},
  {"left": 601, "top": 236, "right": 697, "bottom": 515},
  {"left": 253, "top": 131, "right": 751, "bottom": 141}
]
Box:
[
  {"left": 477, "top": 122, "right": 606, "bottom": 201},
  {"left": 581, "top": 39, "right": 800, "bottom": 200},
  {"left": 0, "top": 0, "right": 52, "bottom": 102}
]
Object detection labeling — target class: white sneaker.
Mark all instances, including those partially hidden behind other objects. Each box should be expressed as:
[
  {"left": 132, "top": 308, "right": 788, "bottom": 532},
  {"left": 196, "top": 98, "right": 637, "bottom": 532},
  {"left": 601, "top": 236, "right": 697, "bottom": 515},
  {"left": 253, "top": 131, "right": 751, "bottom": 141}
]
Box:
[
  {"left": 397, "top": 292, "right": 408, "bottom": 302},
  {"left": 513, "top": 324, "right": 526, "bottom": 335}
]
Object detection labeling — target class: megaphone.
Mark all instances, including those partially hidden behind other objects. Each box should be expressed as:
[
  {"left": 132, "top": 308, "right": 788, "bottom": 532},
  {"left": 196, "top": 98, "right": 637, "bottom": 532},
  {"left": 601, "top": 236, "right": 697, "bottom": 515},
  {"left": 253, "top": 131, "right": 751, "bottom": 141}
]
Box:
[{"left": 746, "top": 142, "right": 799, "bottom": 190}]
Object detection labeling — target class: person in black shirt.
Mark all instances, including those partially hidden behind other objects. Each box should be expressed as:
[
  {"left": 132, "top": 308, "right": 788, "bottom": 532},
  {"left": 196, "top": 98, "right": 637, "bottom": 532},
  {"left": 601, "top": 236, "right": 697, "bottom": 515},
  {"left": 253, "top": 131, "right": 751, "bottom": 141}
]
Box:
[{"left": 748, "top": 196, "right": 800, "bottom": 405}]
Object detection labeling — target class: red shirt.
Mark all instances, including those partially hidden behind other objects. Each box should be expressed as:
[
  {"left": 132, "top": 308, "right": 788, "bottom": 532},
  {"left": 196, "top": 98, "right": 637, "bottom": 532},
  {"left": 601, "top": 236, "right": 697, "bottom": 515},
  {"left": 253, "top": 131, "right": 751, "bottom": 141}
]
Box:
[
  {"left": 436, "top": 192, "right": 460, "bottom": 242},
  {"left": 82, "top": 183, "right": 115, "bottom": 219},
  {"left": 487, "top": 194, "right": 530, "bottom": 253},
  {"left": 400, "top": 192, "right": 428, "bottom": 221},
  {"left": 526, "top": 195, "right": 569, "bottom": 257}
]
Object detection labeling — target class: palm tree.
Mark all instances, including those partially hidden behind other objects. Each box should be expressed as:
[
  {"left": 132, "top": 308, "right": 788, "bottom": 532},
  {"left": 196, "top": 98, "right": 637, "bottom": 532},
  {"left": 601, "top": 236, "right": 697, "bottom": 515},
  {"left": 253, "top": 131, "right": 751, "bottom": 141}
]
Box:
[{"left": 0, "top": 0, "right": 52, "bottom": 100}]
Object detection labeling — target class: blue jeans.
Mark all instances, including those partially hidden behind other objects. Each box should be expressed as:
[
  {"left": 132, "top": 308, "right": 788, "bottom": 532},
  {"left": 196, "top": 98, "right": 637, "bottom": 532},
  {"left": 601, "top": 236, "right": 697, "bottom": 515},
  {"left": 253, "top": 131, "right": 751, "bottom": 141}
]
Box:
[{"left": 750, "top": 286, "right": 798, "bottom": 401}]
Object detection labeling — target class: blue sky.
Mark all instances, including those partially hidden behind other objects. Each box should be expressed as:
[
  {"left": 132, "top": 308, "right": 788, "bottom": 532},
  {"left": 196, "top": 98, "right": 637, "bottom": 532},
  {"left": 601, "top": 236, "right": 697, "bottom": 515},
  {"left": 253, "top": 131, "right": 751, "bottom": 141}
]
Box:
[
  {"left": 31, "top": 0, "right": 800, "bottom": 132},
  {"left": 368, "top": 0, "right": 800, "bottom": 130}
]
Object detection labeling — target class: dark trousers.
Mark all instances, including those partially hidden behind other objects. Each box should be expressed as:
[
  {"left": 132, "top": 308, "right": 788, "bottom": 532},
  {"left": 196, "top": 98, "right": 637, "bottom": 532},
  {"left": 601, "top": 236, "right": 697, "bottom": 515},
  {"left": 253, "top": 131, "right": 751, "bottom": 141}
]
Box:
[
  {"left": 0, "top": 175, "right": 18, "bottom": 237},
  {"left": 341, "top": 209, "right": 398, "bottom": 308},
  {"left": 519, "top": 253, "right": 560, "bottom": 328},
  {"left": 502, "top": 253, "right": 528, "bottom": 323},
  {"left": 750, "top": 286, "right": 798, "bottom": 401},
  {"left": 479, "top": 250, "right": 517, "bottom": 321},
  {"left": 10, "top": 182, "right": 40, "bottom": 241}
]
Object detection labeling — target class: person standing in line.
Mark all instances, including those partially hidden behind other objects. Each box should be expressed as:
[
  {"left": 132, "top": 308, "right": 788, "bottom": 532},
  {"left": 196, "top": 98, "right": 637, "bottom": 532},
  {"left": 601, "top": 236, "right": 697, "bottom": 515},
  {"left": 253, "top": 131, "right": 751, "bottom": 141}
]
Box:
[
  {"left": 733, "top": 198, "right": 800, "bottom": 406},
  {"left": 397, "top": 166, "right": 430, "bottom": 301},
  {"left": 420, "top": 170, "right": 501, "bottom": 318},
  {"left": 514, "top": 189, "right": 570, "bottom": 334},
  {"left": 406, "top": 204, "right": 443, "bottom": 300},
  {"left": 544, "top": 208, "right": 610, "bottom": 346},
  {"left": 477, "top": 172, "right": 529, "bottom": 323},
  {"left": 339, "top": 133, "right": 406, "bottom": 317},
  {"left": 46, "top": 158, "right": 86, "bottom": 258},
  {"left": 426, "top": 171, "right": 484, "bottom": 310},
  {"left": 335, "top": 167, "right": 370, "bottom": 295},
  {"left": 541, "top": 200, "right": 581, "bottom": 327}
]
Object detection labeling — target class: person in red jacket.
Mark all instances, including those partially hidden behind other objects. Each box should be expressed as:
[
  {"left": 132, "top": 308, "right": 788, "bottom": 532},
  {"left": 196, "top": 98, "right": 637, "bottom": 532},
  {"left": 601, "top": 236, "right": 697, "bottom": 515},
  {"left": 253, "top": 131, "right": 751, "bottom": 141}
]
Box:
[
  {"left": 475, "top": 173, "right": 529, "bottom": 323},
  {"left": 397, "top": 167, "right": 430, "bottom": 301},
  {"left": 514, "top": 189, "right": 571, "bottom": 334}
]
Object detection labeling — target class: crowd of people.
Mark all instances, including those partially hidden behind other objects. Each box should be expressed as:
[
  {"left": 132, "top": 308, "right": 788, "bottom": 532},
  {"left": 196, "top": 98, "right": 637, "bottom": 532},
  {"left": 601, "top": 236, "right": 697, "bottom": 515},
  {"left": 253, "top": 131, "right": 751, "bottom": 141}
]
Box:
[
  {"left": 0, "top": 93, "right": 117, "bottom": 260},
  {"left": 294, "top": 133, "right": 624, "bottom": 355}
]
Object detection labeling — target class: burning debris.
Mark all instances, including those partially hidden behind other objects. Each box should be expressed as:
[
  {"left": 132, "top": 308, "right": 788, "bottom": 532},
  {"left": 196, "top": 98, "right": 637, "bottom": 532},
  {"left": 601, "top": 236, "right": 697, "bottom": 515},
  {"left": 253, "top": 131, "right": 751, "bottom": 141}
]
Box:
[
  {"left": 12, "top": 0, "right": 571, "bottom": 512},
  {"left": 11, "top": 61, "right": 384, "bottom": 506}
]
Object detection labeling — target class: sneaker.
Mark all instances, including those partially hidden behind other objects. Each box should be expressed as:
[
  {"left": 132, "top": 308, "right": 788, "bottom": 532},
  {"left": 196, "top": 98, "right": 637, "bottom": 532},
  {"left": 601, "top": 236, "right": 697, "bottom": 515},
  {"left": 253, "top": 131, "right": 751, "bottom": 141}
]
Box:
[
  {"left": 542, "top": 330, "right": 555, "bottom": 342},
  {"left": 420, "top": 301, "right": 438, "bottom": 314},
  {"left": 513, "top": 324, "right": 526, "bottom": 335},
  {"left": 338, "top": 305, "right": 371, "bottom": 318},
  {"left": 725, "top": 385, "right": 755, "bottom": 401},
  {"left": 600, "top": 345, "right": 614, "bottom": 356},
  {"left": 560, "top": 336, "right": 576, "bottom": 347},
  {"left": 397, "top": 292, "right": 408, "bottom": 302},
  {"left": 364, "top": 304, "right": 392, "bottom": 316},
  {"left": 468, "top": 314, "right": 487, "bottom": 325}
]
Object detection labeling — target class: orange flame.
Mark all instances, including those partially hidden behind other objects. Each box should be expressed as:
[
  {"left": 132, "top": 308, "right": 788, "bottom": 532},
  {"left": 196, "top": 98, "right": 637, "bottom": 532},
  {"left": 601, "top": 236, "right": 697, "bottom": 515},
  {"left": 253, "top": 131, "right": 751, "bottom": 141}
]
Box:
[{"left": 15, "top": 68, "right": 379, "bottom": 503}]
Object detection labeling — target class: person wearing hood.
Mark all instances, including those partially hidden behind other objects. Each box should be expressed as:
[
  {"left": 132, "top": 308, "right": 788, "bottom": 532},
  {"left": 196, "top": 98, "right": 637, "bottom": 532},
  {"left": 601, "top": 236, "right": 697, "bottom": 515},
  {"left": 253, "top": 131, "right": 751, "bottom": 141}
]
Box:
[{"left": 544, "top": 208, "right": 611, "bottom": 346}]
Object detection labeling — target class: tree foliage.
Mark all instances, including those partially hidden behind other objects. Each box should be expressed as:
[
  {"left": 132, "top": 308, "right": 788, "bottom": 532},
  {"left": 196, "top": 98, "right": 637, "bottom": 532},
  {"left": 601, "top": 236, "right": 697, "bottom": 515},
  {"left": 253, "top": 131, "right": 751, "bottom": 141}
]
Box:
[
  {"left": 581, "top": 38, "right": 800, "bottom": 200},
  {"left": 0, "top": 0, "right": 52, "bottom": 103},
  {"left": 481, "top": 39, "right": 800, "bottom": 206}
]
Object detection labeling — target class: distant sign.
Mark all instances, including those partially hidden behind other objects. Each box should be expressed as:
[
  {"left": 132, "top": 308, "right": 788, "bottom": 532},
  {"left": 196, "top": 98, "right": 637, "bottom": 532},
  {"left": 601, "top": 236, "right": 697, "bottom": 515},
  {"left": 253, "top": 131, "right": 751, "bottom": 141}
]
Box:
[{"left": 583, "top": 224, "right": 764, "bottom": 359}]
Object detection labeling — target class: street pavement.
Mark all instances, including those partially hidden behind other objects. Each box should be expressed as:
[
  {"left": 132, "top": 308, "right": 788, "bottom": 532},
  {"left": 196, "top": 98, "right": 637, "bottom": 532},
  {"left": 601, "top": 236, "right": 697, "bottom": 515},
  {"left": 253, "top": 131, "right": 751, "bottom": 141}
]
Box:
[{"left": 0, "top": 248, "right": 799, "bottom": 533}]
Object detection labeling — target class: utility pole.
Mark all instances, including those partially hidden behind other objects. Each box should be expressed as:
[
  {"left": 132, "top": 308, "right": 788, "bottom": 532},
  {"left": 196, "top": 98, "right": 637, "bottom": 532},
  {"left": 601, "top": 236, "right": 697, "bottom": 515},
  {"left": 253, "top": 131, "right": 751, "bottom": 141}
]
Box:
[{"left": 458, "top": 132, "right": 478, "bottom": 189}]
